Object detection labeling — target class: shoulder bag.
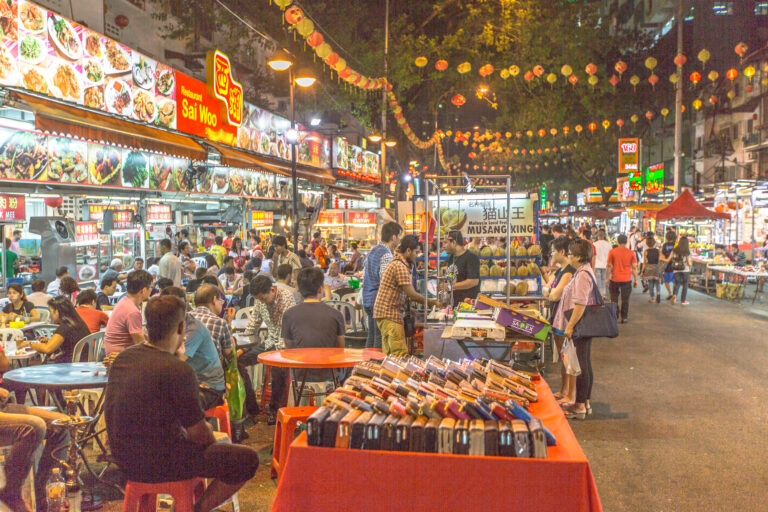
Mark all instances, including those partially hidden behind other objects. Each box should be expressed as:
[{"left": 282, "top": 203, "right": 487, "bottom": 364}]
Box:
[
  {"left": 564, "top": 269, "right": 619, "bottom": 339},
  {"left": 670, "top": 254, "right": 686, "bottom": 272}
]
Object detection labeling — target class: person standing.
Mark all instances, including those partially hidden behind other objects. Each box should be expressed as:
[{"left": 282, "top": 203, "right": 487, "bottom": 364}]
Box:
[
  {"left": 158, "top": 238, "right": 182, "bottom": 287},
  {"left": 605, "top": 234, "right": 638, "bottom": 323},
  {"left": 208, "top": 236, "right": 228, "bottom": 268},
  {"left": 362, "top": 222, "right": 402, "bottom": 349},
  {"left": 373, "top": 235, "right": 440, "bottom": 356},
  {"left": 593, "top": 230, "right": 612, "bottom": 298},
  {"left": 8, "top": 230, "right": 21, "bottom": 255},
  {"left": 314, "top": 238, "right": 329, "bottom": 270},
  {"left": 443, "top": 230, "right": 480, "bottom": 306},
  {"left": 3, "top": 238, "right": 18, "bottom": 279},
  {"left": 554, "top": 239, "right": 600, "bottom": 420},
  {"left": 272, "top": 235, "right": 301, "bottom": 284},
  {"left": 179, "top": 241, "right": 197, "bottom": 279},
  {"left": 222, "top": 231, "right": 235, "bottom": 251},
  {"left": 104, "top": 270, "right": 153, "bottom": 354},
  {"left": 665, "top": 236, "right": 692, "bottom": 305},
  {"left": 643, "top": 237, "right": 662, "bottom": 303},
  {"left": 661, "top": 230, "right": 677, "bottom": 299},
  {"left": 539, "top": 225, "right": 554, "bottom": 269}
]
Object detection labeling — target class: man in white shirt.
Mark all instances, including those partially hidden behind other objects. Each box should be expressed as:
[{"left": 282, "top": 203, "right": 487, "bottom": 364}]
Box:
[
  {"left": 158, "top": 239, "right": 182, "bottom": 287},
  {"left": 28, "top": 279, "right": 52, "bottom": 307},
  {"left": 593, "top": 230, "right": 613, "bottom": 298},
  {"left": 324, "top": 261, "right": 348, "bottom": 291},
  {"left": 46, "top": 266, "right": 69, "bottom": 295}
]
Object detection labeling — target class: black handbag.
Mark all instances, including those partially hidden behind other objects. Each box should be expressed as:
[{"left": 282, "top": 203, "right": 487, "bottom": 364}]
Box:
[
  {"left": 670, "top": 255, "right": 686, "bottom": 272},
  {"left": 564, "top": 269, "right": 619, "bottom": 338}
]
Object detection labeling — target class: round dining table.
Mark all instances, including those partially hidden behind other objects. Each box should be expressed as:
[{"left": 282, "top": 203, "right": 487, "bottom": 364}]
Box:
[
  {"left": 3, "top": 362, "right": 108, "bottom": 391},
  {"left": 258, "top": 347, "right": 384, "bottom": 404}
]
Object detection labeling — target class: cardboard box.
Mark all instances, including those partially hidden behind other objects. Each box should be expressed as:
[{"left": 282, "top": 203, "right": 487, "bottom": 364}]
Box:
[{"left": 492, "top": 307, "right": 550, "bottom": 342}]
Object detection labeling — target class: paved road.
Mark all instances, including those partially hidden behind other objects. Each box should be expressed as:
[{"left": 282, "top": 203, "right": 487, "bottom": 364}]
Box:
[{"left": 558, "top": 287, "right": 768, "bottom": 512}]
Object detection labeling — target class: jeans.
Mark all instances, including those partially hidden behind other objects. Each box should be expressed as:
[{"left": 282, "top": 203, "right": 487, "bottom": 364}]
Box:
[
  {"left": 573, "top": 337, "right": 593, "bottom": 404},
  {"left": 594, "top": 268, "right": 607, "bottom": 296},
  {"left": 364, "top": 306, "right": 382, "bottom": 349},
  {"left": 673, "top": 271, "right": 689, "bottom": 302},
  {"left": 647, "top": 279, "right": 660, "bottom": 299},
  {"left": 609, "top": 280, "right": 633, "bottom": 320},
  {"left": 238, "top": 348, "right": 288, "bottom": 415},
  {"left": 0, "top": 403, "right": 70, "bottom": 511}
]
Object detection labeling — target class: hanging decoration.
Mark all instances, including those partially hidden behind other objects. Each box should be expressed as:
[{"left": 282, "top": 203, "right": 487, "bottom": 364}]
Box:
[
  {"left": 457, "top": 62, "right": 471, "bottom": 74},
  {"left": 674, "top": 54, "right": 687, "bottom": 67},
  {"left": 734, "top": 42, "right": 748, "bottom": 61},
  {"left": 500, "top": 69, "right": 510, "bottom": 79},
  {"left": 648, "top": 73, "right": 659, "bottom": 88},
  {"left": 690, "top": 71, "right": 701, "bottom": 85},
  {"left": 609, "top": 74, "right": 620, "bottom": 88},
  {"left": 588, "top": 122, "right": 597, "bottom": 132},
  {"left": 616, "top": 119, "right": 624, "bottom": 129},
  {"left": 707, "top": 70, "right": 719, "bottom": 83},
  {"left": 645, "top": 111, "right": 654, "bottom": 120},
  {"left": 614, "top": 61, "right": 627, "bottom": 76},
  {"left": 743, "top": 66, "right": 756, "bottom": 83},
  {"left": 726, "top": 91, "right": 735, "bottom": 100},
  {"left": 546, "top": 73, "right": 557, "bottom": 86},
  {"left": 697, "top": 49, "right": 710, "bottom": 68},
  {"left": 435, "top": 59, "right": 448, "bottom": 71},
  {"left": 644, "top": 57, "right": 657, "bottom": 71},
  {"left": 524, "top": 71, "right": 534, "bottom": 81},
  {"left": 561, "top": 64, "right": 573, "bottom": 77},
  {"left": 692, "top": 99, "right": 702, "bottom": 110},
  {"left": 602, "top": 120, "right": 610, "bottom": 130},
  {"left": 509, "top": 65, "right": 520, "bottom": 76},
  {"left": 660, "top": 108, "right": 669, "bottom": 118},
  {"left": 307, "top": 31, "right": 324, "bottom": 47},
  {"left": 451, "top": 94, "right": 466, "bottom": 107},
  {"left": 630, "top": 114, "right": 639, "bottom": 124},
  {"left": 415, "top": 57, "right": 428, "bottom": 67},
  {"left": 284, "top": 5, "right": 304, "bottom": 24},
  {"left": 574, "top": 125, "right": 583, "bottom": 135},
  {"left": 533, "top": 65, "right": 545, "bottom": 77},
  {"left": 629, "top": 75, "right": 640, "bottom": 91},
  {"left": 568, "top": 74, "right": 579, "bottom": 86},
  {"left": 479, "top": 64, "right": 495, "bottom": 77},
  {"left": 709, "top": 95, "right": 718, "bottom": 104},
  {"left": 669, "top": 73, "right": 679, "bottom": 84},
  {"left": 726, "top": 68, "right": 738, "bottom": 81},
  {"left": 588, "top": 75, "right": 598, "bottom": 88},
  {"left": 585, "top": 63, "right": 597, "bottom": 76}
]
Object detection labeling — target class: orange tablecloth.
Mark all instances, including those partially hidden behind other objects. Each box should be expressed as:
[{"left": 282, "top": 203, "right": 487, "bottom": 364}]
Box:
[
  {"left": 272, "top": 378, "right": 602, "bottom": 512},
  {"left": 257, "top": 347, "right": 384, "bottom": 368}
]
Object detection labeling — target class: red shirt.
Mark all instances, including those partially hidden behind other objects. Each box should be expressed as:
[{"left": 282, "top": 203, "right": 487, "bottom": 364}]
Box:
[
  {"left": 607, "top": 247, "right": 637, "bottom": 282},
  {"left": 76, "top": 306, "right": 109, "bottom": 334},
  {"left": 223, "top": 237, "right": 233, "bottom": 249}
]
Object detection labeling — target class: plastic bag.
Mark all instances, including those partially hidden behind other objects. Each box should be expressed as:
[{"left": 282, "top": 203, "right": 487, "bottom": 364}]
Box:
[
  {"left": 224, "top": 353, "right": 246, "bottom": 421},
  {"left": 561, "top": 337, "right": 581, "bottom": 376}
]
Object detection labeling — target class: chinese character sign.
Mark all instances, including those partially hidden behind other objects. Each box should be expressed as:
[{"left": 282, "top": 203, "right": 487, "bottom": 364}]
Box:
[
  {"left": 646, "top": 163, "right": 664, "bottom": 194},
  {"left": 89, "top": 204, "right": 138, "bottom": 221},
  {"left": 0, "top": 195, "right": 25, "bottom": 221},
  {"left": 75, "top": 222, "right": 99, "bottom": 243},
  {"left": 434, "top": 196, "right": 534, "bottom": 238},
  {"left": 628, "top": 171, "right": 642, "bottom": 191},
  {"left": 147, "top": 204, "right": 172, "bottom": 223},
  {"left": 251, "top": 211, "right": 274, "bottom": 228},
  {"left": 207, "top": 50, "right": 243, "bottom": 127},
  {"left": 618, "top": 138, "right": 640, "bottom": 173},
  {"left": 112, "top": 210, "right": 134, "bottom": 230},
  {"left": 346, "top": 212, "right": 375, "bottom": 225}
]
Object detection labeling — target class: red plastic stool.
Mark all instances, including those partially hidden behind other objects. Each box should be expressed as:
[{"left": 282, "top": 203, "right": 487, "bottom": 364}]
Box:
[
  {"left": 204, "top": 399, "right": 232, "bottom": 439},
  {"left": 271, "top": 406, "right": 318, "bottom": 480},
  {"left": 259, "top": 366, "right": 272, "bottom": 410},
  {"left": 122, "top": 478, "right": 205, "bottom": 512}
]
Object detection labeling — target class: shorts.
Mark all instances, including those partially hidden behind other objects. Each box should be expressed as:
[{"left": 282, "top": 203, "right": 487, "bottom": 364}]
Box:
[
  {"left": 663, "top": 272, "right": 675, "bottom": 283},
  {"left": 376, "top": 318, "right": 408, "bottom": 356},
  {"left": 553, "top": 327, "right": 565, "bottom": 337}
]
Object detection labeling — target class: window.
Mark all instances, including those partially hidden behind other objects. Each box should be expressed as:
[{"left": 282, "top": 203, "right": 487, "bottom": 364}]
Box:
[
  {"left": 713, "top": 1, "right": 733, "bottom": 14},
  {"left": 734, "top": 81, "right": 740, "bottom": 97},
  {"left": 732, "top": 124, "right": 739, "bottom": 141},
  {"left": 756, "top": 2, "right": 768, "bottom": 15},
  {"left": 747, "top": 119, "right": 754, "bottom": 134}
]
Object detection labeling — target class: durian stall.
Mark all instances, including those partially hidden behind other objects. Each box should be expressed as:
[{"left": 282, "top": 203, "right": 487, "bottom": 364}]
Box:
[{"left": 418, "top": 178, "right": 550, "bottom": 366}]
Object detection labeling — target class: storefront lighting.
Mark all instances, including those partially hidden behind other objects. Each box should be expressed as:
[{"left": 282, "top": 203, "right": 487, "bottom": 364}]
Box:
[
  {"left": 280, "top": 218, "right": 286, "bottom": 227},
  {"left": 384, "top": 140, "right": 397, "bottom": 147},
  {"left": 368, "top": 134, "right": 383, "bottom": 143},
  {"left": 287, "top": 218, "right": 293, "bottom": 227},
  {"left": 286, "top": 129, "right": 299, "bottom": 144},
  {"left": 310, "top": 117, "right": 322, "bottom": 126},
  {"left": 268, "top": 49, "right": 293, "bottom": 71}
]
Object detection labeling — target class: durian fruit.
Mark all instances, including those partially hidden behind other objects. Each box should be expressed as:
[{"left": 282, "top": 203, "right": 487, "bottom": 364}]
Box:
[
  {"left": 527, "top": 244, "right": 542, "bottom": 256},
  {"left": 516, "top": 246, "right": 527, "bottom": 257},
  {"left": 479, "top": 265, "right": 489, "bottom": 277},
  {"left": 480, "top": 246, "right": 494, "bottom": 257},
  {"left": 469, "top": 246, "right": 480, "bottom": 255},
  {"left": 516, "top": 281, "right": 529, "bottom": 296},
  {"left": 528, "top": 263, "right": 541, "bottom": 276},
  {"left": 517, "top": 264, "right": 529, "bottom": 277},
  {"left": 493, "top": 246, "right": 505, "bottom": 257},
  {"left": 489, "top": 264, "right": 504, "bottom": 277},
  {"left": 508, "top": 265, "right": 517, "bottom": 276}
]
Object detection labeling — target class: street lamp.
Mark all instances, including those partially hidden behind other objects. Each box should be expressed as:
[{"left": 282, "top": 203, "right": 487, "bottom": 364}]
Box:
[
  {"left": 268, "top": 49, "right": 316, "bottom": 246},
  {"left": 368, "top": 133, "right": 383, "bottom": 143},
  {"left": 384, "top": 140, "right": 397, "bottom": 148}
]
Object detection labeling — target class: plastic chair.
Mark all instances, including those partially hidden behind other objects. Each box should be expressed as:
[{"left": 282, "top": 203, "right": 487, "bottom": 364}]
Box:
[
  {"left": 34, "top": 307, "right": 50, "bottom": 322},
  {"left": 204, "top": 399, "right": 232, "bottom": 440},
  {"left": 72, "top": 332, "right": 105, "bottom": 362},
  {"left": 0, "top": 328, "right": 24, "bottom": 347},
  {"left": 234, "top": 306, "right": 255, "bottom": 321},
  {"left": 122, "top": 478, "right": 205, "bottom": 512},
  {"left": 271, "top": 406, "right": 319, "bottom": 480},
  {"left": 325, "top": 301, "right": 357, "bottom": 333}
]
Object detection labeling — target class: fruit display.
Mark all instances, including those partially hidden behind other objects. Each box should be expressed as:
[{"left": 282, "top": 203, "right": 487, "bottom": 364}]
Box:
[
  {"left": 528, "top": 263, "right": 541, "bottom": 276},
  {"left": 479, "top": 265, "right": 489, "bottom": 277},
  {"left": 480, "top": 246, "right": 494, "bottom": 257},
  {"left": 489, "top": 264, "right": 504, "bottom": 277},
  {"left": 516, "top": 246, "right": 528, "bottom": 257},
  {"left": 527, "top": 244, "right": 542, "bottom": 256},
  {"left": 517, "top": 264, "right": 529, "bottom": 277},
  {"left": 515, "top": 281, "right": 529, "bottom": 296}
]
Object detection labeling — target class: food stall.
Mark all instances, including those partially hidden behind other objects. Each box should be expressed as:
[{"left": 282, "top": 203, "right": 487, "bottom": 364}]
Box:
[
  {"left": 250, "top": 210, "right": 274, "bottom": 235},
  {"left": 314, "top": 210, "right": 345, "bottom": 245},
  {"left": 344, "top": 211, "right": 376, "bottom": 249}
]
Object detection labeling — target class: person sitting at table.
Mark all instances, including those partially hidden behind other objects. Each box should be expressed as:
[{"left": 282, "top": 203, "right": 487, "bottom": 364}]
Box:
[
  {"left": 59, "top": 276, "right": 80, "bottom": 303},
  {"left": 161, "top": 287, "right": 227, "bottom": 410},
  {"left": 276, "top": 263, "right": 302, "bottom": 304},
  {"left": 18, "top": 296, "right": 90, "bottom": 363},
  {"left": 105, "top": 296, "right": 258, "bottom": 512},
  {"left": 1, "top": 284, "right": 40, "bottom": 323},
  {"left": 0, "top": 348, "right": 69, "bottom": 512},
  {"left": 204, "top": 254, "right": 220, "bottom": 276},
  {"left": 75, "top": 289, "right": 110, "bottom": 334},
  {"left": 186, "top": 267, "right": 208, "bottom": 294},
  {"left": 191, "top": 285, "right": 235, "bottom": 360},
  {"left": 46, "top": 266, "right": 69, "bottom": 296},
  {"left": 324, "top": 261, "right": 349, "bottom": 291},
  {"left": 219, "top": 266, "right": 242, "bottom": 291},
  {"left": 132, "top": 257, "right": 145, "bottom": 272},
  {"left": 728, "top": 243, "right": 747, "bottom": 265},
  {"left": 243, "top": 275, "right": 297, "bottom": 423},
  {"left": 27, "top": 279, "right": 52, "bottom": 308},
  {"left": 97, "top": 276, "right": 118, "bottom": 311},
  {"left": 146, "top": 257, "right": 160, "bottom": 277},
  {"left": 104, "top": 270, "right": 153, "bottom": 355},
  {"left": 101, "top": 258, "right": 127, "bottom": 287},
  {"left": 347, "top": 242, "right": 363, "bottom": 273}
]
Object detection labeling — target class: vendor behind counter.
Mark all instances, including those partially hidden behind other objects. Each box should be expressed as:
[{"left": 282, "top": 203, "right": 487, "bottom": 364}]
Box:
[{"left": 443, "top": 230, "right": 480, "bottom": 306}]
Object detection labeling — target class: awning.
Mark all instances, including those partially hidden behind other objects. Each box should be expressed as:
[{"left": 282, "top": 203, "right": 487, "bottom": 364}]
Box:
[
  {"left": 12, "top": 90, "right": 206, "bottom": 161},
  {"left": 574, "top": 208, "right": 624, "bottom": 219},
  {"left": 655, "top": 189, "right": 731, "bottom": 220},
  {"left": 626, "top": 202, "right": 669, "bottom": 211}
]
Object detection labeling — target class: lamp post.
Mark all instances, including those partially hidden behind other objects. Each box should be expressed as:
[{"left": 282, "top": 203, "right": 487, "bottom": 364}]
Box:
[{"left": 268, "top": 50, "right": 316, "bottom": 246}]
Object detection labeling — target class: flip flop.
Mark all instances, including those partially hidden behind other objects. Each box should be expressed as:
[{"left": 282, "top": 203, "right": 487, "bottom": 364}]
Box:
[{"left": 563, "top": 407, "right": 586, "bottom": 420}]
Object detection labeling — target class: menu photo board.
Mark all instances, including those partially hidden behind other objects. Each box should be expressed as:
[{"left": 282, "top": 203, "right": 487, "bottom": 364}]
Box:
[
  {"left": 317, "top": 211, "right": 344, "bottom": 226},
  {"left": 146, "top": 204, "right": 172, "bottom": 223},
  {"left": 618, "top": 138, "right": 640, "bottom": 173},
  {"left": 646, "top": 163, "right": 664, "bottom": 194},
  {"left": 251, "top": 210, "right": 273, "bottom": 229},
  {"left": 346, "top": 211, "right": 375, "bottom": 226},
  {"left": 333, "top": 137, "right": 380, "bottom": 182},
  {"left": 0, "top": 194, "right": 25, "bottom": 221},
  {"left": 74, "top": 221, "right": 99, "bottom": 243}
]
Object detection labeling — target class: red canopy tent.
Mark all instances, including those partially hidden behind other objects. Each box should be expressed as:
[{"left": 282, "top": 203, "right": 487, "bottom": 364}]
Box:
[{"left": 655, "top": 189, "right": 730, "bottom": 220}]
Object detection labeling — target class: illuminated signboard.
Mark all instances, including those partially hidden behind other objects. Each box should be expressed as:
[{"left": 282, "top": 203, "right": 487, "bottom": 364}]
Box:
[
  {"left": 111, "top": 210, "right": 134, "bottom": 230},
  {"left": 628, "top": 171, "right": 642, "bottom": 191},
  {"left": 585, "top": 187, "right": 619, "bottom": 203},
  {"left": 251, "top": 211, "right": 274, "bottom": 229},
  {"left": 558, "top": 191, "right": 569, "bottom": 206},
  {"left": 0, "top": 194, "right": 25, "bottom": 221},
  {"left": 207, "top": 49, "right": 243, "bottom": 127},
  {"left": 146, "top": 204, "right": 172, "bottom": 223},
  {"left": 333, "top": 137, "right": 380, "bottom": 182},
  {"left": 617, "top": 177, "right": 634, "bottom": 201},
  {"left": 347, "top": 212, "right": 375, "bottom": 225},
  {"left": 89, "top": 204, "right": 137, "bottom": 221},
  {"left": 74, "top": 222, "right": 99, "bottom": 243},
  {"left": 646, "top": 163, "right": 664, "bottom": 194},
  {"left": 317, "top": 211, "right": 344, "bottom": 225},
  {"left": 539, "top": 185, "right": 547, "bottom": 212},
  {"left": 618, "top": 138, "right": 640, "bottom": 173}
]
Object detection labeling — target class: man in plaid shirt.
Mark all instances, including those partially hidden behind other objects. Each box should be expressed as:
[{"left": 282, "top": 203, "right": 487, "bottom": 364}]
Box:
[
  {"left": 241, "top": 275, "right": 296, "bottom": 423},
  {"left": 190, "top": 285, "right": 234, "bottom": 359}
]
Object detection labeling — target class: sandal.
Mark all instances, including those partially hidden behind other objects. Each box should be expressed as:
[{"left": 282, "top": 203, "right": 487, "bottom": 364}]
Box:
[
  {"left": 559, "top": 401, "right": 575, "bottom": 409},
  {"left": 563, "top": 407, "right": 586, "bottom": 420},
  {"left": 553, "top": 392, "right": 566, "bottom": 400}
]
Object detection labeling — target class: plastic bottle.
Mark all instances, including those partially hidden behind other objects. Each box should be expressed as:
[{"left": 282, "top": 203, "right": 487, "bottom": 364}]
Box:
[{"left": 45, "top": 467, "right": 66, "bottom": 512}]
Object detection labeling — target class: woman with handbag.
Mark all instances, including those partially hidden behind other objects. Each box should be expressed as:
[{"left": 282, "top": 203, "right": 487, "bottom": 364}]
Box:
[
  {"left": 663, "top": 236, "right": 692, "bottom": 305},
  {"left": 553, "top": 239, "right": 602, "bottom": 420}
]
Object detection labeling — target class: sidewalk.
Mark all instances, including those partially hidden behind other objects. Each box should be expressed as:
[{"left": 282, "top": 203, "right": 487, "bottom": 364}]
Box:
[{"left": 559, "top": 286, "right": 768, "bottom": 512}]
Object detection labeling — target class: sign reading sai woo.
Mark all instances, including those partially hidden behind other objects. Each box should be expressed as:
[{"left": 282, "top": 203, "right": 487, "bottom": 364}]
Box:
[
  {"left": 618, "top": 138, "right": 640, "bottom": 173},
  {"left": 207, "top": 50, "right": 243, "bottom": 127},
  {"left": 433, "top": 195, "right": 534, "bottom": 239}
]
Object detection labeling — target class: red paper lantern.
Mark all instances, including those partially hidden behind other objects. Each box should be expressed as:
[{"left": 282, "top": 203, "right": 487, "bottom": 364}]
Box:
[
  {"left": 614, "top": 61, "right": 627, "bottom": 74},
  {"left": 609, "top": 74, "right": 620, "bottom": 87},
  {"left": 479, "top": 64, "right": 494, "bottom": 77},
  {"left": 648, "top": 73, "right": 659, "bottom": 87},
  {"left": 538, "top": 129, "right": 546, "bottom": 137},
  {"left": 568, "top": 74, "right": 579, "bottom": 86},
  {"left": 585, "top": 63, "right": 597, "bottom": 76},
  {"left": 44, "top": 197, "right": 63, "bottom": 208},
  {"left": 324, "top": 52, "right": 339, "bottom": 66},
  {"left": 645, "top": 111, "right": 654, "bottom": 120},
  {"left": 451, "top": 94, "right": 466, "bottom": 107},
  {"left": 524, "top": 71, "right": 534, "bottom": 81},
  {"left": 735, "top": 42, "right": 748, "bottom": 57},
  {"left": 674, "top": 54, "right": 687, "bottom": 67},
  {"left": 468, "top": 152, "right": 477, "bottom": 159},
  {"left": 709, "top": 95, "right": 718, "bottom": 104},
  {"left": 307, "top": 31, "right": 324, "bottom": 47},
  {"left": 690, "top": 71, "right": 701, "bottom": 85},
  {"left": 435, "top": 59, "right": 448, "bottom": 71},
  {"left": 616, "top": 119, "right": 625, "bottom": 128},
  {"left": 563, "top": 126, "right": 570, "bottom": 135},
  {"left": 533, "top": 65, "right": 544, "bottom": 77},
  {"left": 284, "top": 6, "right": 304, "bottom": 24},
  {"left": 588, "top": 122, "right": 597, "bottom": 132},
  {"left": 726, "top": 68, "right": 738, "bottom": 81}
]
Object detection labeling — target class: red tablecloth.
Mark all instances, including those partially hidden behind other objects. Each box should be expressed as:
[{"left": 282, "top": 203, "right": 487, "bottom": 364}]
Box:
[{"left": 271, "top": 378, "right": 602, "bottom": 512}]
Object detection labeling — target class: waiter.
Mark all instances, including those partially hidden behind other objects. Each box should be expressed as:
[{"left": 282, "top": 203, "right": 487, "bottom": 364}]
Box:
[{"left": 443, "top": 230, "right": 480, "bottom": 306}]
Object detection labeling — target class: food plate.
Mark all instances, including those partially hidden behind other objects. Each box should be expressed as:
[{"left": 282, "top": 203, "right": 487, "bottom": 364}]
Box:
[
  {"left": 155, "top": 68, "right": 174, "bottom": 96},
  {"left": 0, "top": 45, "right": 18, "bottom": 86},
  {"left": 172, "top": 164, "right": 190, "bottom": 192},
  {"left": 20, "top": 64, "right": 48, "bottom": 93},
  {"left": 211, "top": 172, "right": 229, "bottom": 194},
  {"left": 48, "top": 137, "right": 87, "bottom": 183},
  {"left": 78, "top": 265, "right": 97, "bottom": 281},
  {"left": 155, "top": 98, "right": 175, "bottom": 128},
  {"left": 122, "top": 150, "right": 149, "bottom": 188},
  {"left": 103, "top": 39, "right": 130, "bottom": 75},
  {"left": 105, "top": 78, "right": 131, "bottom": 115},
  {"left": 132, "top": 89, "right": 156, "bottom": 123},
  {"left": 83, "top": 84, "right": 105, "bottom": 110},
  {"left": 49, "top": 62, "right": 82, "bottom": 101},
  {"left": 237, "top": 128, "right": 250, "bottom": 149},
  {"left": 18, "top": 34, "right": 45, "bottom": 65},
  {"left": 48, "top": 14, "right": 82, "bottom": 60},
  {"left": 84, "top": 32, "right": 103, "bottom": 58},
  {"left": 132, "top": 54, "right": 155, "bottom": 90},
  {"left": 258, "top": 132, "right": 270, "bottom": 154},
  {"left": 149, "top": 155, "right": 173, "bottom": 190},
  {"left": 229, "top": 171, "right": 244, "bottom": 195},
  {"left": 88, "top": 145, "right": 121, "bottom": 185},
  {"left": 196, "top": 167, "right": 213, "bottom": 193},
  {"left": 0, "top": 131, "right": 48, "bottom": 180},
  {"left": 19, "top": 2, "right": 45, "bottom": 34},
  {"left": 83, "top": 58, "right": 103, "bottom": 85}
]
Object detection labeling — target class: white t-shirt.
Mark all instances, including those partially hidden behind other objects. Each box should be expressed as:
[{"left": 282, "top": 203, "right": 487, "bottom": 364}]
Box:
[
  {"left": 158, "top": 252, "right": 182, "bottom": 286},
  {"left": 594, "top": 240, "right": 613, "bottom": 269}
]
